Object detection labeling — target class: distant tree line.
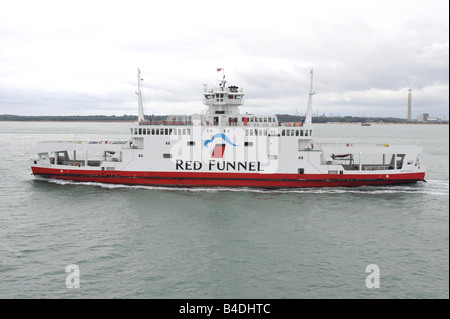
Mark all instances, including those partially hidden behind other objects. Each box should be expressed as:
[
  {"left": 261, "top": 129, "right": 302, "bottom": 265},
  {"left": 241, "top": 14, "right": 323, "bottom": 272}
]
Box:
[
  {"left": 0, "top": 113, "right": 446, "bottom": 124},
  {"left": 276, "top": 114, "right": 409, "bottom": 123},
  {"left": 0, "top": 114, "right": 167, "bottom": 122}
]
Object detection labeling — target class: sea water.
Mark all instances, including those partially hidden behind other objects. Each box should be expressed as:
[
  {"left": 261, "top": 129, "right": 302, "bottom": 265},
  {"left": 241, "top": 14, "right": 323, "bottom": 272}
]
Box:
[{"left": 0, "top": 122, "right": 448, "bottom": 298}]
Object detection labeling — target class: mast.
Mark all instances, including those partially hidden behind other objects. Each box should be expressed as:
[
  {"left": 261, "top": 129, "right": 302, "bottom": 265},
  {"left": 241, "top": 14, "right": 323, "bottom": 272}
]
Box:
[
  {"left": 137, "top": 68, "right": 145, "bottom": 122},
  {"left": 217, "top": 68, "right": 226, "bottom": 90},
  {"left": 305, "top": 69, "right": 315, "bottom": 125}
]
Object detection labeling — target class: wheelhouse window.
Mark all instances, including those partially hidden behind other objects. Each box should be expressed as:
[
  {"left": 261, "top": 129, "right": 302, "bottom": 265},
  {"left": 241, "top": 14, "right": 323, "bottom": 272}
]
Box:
[{"left": 216, "top": 93, "right": 224, "bottom": 102}]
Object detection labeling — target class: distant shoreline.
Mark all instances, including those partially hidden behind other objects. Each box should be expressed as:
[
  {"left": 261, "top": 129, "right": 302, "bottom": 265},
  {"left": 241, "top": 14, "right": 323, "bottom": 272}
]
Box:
[
  {"left": 0, "top": 120, "right": 136, "bottom": 123},
  {"left": 0, "top": 120, "right": 447, "bottom": 125},
  {"left": 0, "top": 114, "right": 448, "bottom": 125}
]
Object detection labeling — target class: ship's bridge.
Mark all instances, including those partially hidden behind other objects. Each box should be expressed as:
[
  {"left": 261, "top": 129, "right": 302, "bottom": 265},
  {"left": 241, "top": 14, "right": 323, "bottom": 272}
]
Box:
[
  {"left": 202, "top": 81, "right": 244, "bottom": 118},
  {"left": 201, "top": 76, "right": 278, "bottom": 127}
]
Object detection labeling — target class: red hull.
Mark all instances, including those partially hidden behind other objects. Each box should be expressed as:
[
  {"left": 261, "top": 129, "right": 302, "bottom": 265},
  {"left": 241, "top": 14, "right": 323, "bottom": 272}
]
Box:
[{"left": 31, "top": 166, "right": 425, "bottom": 188}]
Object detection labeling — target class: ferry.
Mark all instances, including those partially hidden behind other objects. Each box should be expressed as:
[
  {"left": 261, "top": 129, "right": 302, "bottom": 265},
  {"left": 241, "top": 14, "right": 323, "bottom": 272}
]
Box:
[{"left": 30, "top": 69, "right": 426, "bottom": 188}]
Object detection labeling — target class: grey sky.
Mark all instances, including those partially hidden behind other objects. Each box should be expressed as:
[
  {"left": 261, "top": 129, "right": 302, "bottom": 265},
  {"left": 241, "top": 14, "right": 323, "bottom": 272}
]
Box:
[{"left": 0, "top": 0, "right": 448, "bottom": 119}]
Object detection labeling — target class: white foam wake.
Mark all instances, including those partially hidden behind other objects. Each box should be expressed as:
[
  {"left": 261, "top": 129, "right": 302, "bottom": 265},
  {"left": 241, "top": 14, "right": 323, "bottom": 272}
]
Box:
[{"left": 33, "top": 176, "right": 449, "bottom": 196}]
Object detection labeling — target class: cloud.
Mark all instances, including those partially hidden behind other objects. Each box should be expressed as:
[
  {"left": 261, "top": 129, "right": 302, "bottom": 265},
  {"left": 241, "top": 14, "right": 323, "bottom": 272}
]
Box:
[{"left": 0, "top": 0, "right": 448, "bottom": 118}]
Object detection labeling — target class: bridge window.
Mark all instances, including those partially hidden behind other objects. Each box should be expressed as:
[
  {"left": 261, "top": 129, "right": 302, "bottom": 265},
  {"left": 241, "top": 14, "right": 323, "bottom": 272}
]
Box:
[{"left": 216, "top": 93, "right": 224, "bottom": 102}]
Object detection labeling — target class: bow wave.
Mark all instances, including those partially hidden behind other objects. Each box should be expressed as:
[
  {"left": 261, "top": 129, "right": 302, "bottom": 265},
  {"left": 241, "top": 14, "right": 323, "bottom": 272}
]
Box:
[{"left": 204, "top": 133, "right": 238, "bottom": 148}]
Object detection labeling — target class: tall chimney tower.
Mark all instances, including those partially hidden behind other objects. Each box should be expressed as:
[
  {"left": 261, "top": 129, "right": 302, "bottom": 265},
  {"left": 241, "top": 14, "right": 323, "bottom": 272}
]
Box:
[{"left": 407, "top": 89, "right": 412, "bottom": 121}]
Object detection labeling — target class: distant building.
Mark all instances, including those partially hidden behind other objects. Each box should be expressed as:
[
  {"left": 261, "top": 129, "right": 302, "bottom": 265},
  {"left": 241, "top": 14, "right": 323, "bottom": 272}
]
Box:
[
  {"left": 417, "top": 113, "right": 429, "bottom": 122},
  {"left": 417, "top": 113, "right": 444, "bottom": 123},
  {"left": 427, "top": 116, "right": 442, "bottom": 123}
]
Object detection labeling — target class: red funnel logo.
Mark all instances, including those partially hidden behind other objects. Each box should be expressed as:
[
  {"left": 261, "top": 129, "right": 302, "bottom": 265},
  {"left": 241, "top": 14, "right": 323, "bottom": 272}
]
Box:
[{"left": 211, "top": 144, "right": 226, "bottom": 158}]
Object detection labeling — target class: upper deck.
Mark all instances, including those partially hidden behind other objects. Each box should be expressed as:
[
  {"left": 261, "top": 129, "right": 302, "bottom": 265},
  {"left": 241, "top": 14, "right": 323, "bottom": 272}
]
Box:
[{"left": 137, "top": 114, "right": 289, "bottom": 127}]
